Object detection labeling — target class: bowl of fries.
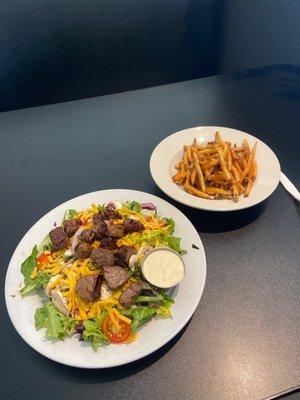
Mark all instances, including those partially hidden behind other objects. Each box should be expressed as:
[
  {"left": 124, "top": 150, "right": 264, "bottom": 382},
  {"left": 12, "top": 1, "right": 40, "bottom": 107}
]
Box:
[{"left": 150, "top": 126, "right": 281, "bottom": 211}]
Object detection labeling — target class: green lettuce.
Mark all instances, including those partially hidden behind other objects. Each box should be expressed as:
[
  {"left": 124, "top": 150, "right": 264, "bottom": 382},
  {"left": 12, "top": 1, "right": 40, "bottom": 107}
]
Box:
[
  {"left": 21, "top": 245, "right": 38, "bottom": 284},
  {"left": 166, "top": 236, "right": 187, "bottom": 255},
  {"left": 20, "top": 246, "right": 51, "bottom": 296},
  {"left": 135, "top": 294, "right": 164, "bottom": 303},
  {"left": 123, "top": 201, "right": 141, "bottom": 213},
  {"left": 63, "top": 209, "right": 78, "bottom": 222},
  {"left": 82, "top": 317, "right": 109, "bottom": 351},
  {"left": 21, "top": 271, "right": 50, "bottom": 297},
  {"left": 97, "top": 203, "right": 106, "bottom": 212},
  {"left": 34, "top": 301, "right": 76, "bottom": 340},
  {"left": 122, "top": 306, "right": 157, "bottom": 332},
  {"left": 164, "top": 217, "right": 175, "bottom": 234}
]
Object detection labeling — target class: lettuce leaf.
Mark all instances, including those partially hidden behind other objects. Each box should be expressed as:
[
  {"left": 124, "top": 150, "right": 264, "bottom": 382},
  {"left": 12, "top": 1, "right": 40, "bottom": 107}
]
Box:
[
  {"left": 165, "top": 236, "right": 187, "bottom": 255},
  {"left": 68, "top": 209, "right": 77, "bottom": 218},
  {"left": 164, "top": 217, "right": 175, "bottom": 234},
  {"left": 123, "top": 201, "right": 141, "bottom": 213},
  {"left": 21, "top": 271, "right": 50, "bottom": 297},
  {"left": 122, "top": 306, "right": 156, "bottom": 332},
  {"left": 82, "top": 317, "right": 109, "bottom": 351},
  {"left": 20, "top": 245, "right": 50, "bottom": 296},
  {"left": 34, "top": 301, "right": 76, "bottom": 340},
  {"left": 34, "top": 307, "right": 47, "bottom": 330},
  {"left": 63, "top": 209, "right": 78, "bottom": 222},
  {"left": 21, "top": 245, "right": 38, "bottom": 284},
  {"left": 135, "top": 295, "right": 164, "bottom": 303}
]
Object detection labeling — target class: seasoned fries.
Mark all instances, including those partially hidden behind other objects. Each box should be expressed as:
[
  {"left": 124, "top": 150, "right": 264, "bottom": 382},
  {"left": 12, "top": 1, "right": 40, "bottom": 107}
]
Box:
[{"left": 172, "top": 131, "right": 257, "bottom": 202}]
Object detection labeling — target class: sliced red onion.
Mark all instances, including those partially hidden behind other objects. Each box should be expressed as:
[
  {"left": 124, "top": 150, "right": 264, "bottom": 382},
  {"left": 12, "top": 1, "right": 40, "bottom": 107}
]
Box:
[
  {"left": 106, "top": 202, "right": 116, "bottom": 210},
  {"left": 140, "top": 202, "right": 156, "bottom": 210}
]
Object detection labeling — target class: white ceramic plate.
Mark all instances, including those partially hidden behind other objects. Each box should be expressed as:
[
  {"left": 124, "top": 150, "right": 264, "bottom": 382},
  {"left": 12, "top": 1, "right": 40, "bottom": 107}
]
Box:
[
  {"left": 150, "top": 126, "right": 281, "bottom": 211},
  {"left": 5, "top": 189, "right": 206, "bottom": 368}
]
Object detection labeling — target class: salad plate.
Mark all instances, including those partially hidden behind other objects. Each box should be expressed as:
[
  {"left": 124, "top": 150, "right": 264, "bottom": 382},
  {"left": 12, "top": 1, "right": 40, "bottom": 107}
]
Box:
[{"left": 5, "top": 189, "right": 206, "bottom": 368}]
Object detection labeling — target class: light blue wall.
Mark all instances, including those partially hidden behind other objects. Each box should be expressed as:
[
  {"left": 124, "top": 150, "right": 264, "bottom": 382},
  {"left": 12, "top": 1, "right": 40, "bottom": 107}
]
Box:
[{"left": 219, "top": 0, "right": 300, "bottom": 72}]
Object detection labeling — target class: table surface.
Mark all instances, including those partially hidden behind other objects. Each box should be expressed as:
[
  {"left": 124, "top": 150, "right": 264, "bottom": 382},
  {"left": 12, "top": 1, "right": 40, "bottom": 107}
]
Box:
[{"left": 0, "top": 65, "right": 299, "bottom": 400}]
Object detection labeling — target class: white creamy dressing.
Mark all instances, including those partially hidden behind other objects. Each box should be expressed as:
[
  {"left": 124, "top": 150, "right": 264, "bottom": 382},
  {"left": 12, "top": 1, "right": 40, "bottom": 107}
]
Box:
[{"left": 142, "top": 249, "right": 184, "bottom": 288}]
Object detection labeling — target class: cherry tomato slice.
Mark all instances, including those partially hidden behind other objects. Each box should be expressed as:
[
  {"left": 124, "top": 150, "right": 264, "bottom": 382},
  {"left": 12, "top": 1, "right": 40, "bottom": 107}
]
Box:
[
  {"left": 37, "top": 252, "right": 51, "bottom": 265},
  {"left": 102, "top": 315, "right": 130, "bottom": 343}
]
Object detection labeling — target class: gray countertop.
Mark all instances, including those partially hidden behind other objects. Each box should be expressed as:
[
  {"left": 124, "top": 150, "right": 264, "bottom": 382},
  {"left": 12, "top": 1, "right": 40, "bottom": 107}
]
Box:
[{"left": 0, "top": 65, "right": 299, "bottom": 400}]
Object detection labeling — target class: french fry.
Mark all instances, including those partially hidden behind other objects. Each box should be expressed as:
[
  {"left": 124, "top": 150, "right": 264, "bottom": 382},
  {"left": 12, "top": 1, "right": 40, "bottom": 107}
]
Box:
[
  {"left": 186, "top": 146, "right": 193, "bottom": 163},
  {"left": 215, "top": 131, "right": 222, "bottom": 143},
  {"left": 190, "top": 168, "right": 196, "bottom": 185},
  {"left": 172, "top": 172, "right": 187, "bottom": 183},
  {"left": 243, "top": 139, "right": 250, "bottom": 158},
  {"left": 230, "top": 147, "right": 238, "bottom": 161},
  {"left": 231, "top": 165, "right": 240, "bottom": 182},
  {"left": 216, "top": 147, "right": 231, "bottom": 181},
  {"left": 232, "top": 183, "right": 239, "bottom": 202},
  {"left": 175, "top": 161, "right": 182, "bottom": 170},
  {"left": 209, "top": 172, "right": 227, "bottom": 181},
  {"left": 239, "top": 142, "right": 257, "bottom": 183},
  {"left": 200, "top": 158, "right": 219, "bottom": 170},
  {"left": 205, "top": 187, "right": 232, "bottom": 196},
  {"left": 185, "top": 169, "right": 191, "bottom": 186},
  {"left": 244, "top": 177, "right": 253, "bottom": 197},
  {"left": 227, "top": 144, "right": 232, "bottom": 171},
  {"left": 251, "top": 160, "right": 257, "bottom": 179},
  {"left": 183, "top": 149, "right": 189, "bottom": 169},
  {"left": 193, "top": 150, "right": 206, "bottom": 191},
  {"left": 234, "top": 160, "right": 242, "bottom": 175},
  {"left": 238, "top": 152, "right": 247, "bottom": 169},
  {"left": 184, "top": 183, "right": 213, "bottom": 199}
]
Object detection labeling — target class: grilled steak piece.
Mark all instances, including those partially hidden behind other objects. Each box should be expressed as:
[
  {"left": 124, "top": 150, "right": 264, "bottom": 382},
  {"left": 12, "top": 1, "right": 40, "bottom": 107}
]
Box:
[
  {"left": 123, "top": 218, "right": 144, "bottom": 233},
  {"left": 119, "top": 282, "right": 141, "bottom": 308},
  {"left": 107, "top": 223, "right": 124, "bottom": 238},
  {"left": 79, "top": 229, "right": 94, "bottom": 243},
  {"left": 103, "top": 266, "right": 128, "bottom": 290},
  {"left": 75, "top": 242, "right": 92, "bottom": 259},
  {"left": 103, "top": 203, "right": 121, "bottom": 220},
  {"left": 100, "top": 237, "right": 117, "bottom": 250},
  {"left": 76, "top": 274, "right": 101, "bottom": 302},
  {"left": 114, "top": 245, "right": 136, "bottom": 268},
  {"left": 64, "top": 218, "right": 82, "bottom": 237},
  {"left": 93, "top": 218, "right": 108, "bottom": 239},
  {"left": 90, "top": 248, "right": 115, "bottom": 268},
  {"left": 49, "top": 227, "right": 69, "bottom": 251}
]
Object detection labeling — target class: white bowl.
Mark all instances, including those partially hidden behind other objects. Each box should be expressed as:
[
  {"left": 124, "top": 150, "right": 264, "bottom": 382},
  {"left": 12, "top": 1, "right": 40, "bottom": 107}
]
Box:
[
  {"left": 5, "top": 189, "right": 206, "bottom": 368},
  {"left": 150, "top": 126, "right": 281, "bottom": 211}
]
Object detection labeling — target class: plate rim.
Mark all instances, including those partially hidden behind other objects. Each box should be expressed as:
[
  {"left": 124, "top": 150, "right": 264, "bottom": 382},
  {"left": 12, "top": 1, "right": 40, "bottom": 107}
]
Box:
[
  {"left": 5, "top": 188, "right": 206, "bottom": 368},
  {"left": 150, "top": 125, "right": 281, "bottom": 212}
]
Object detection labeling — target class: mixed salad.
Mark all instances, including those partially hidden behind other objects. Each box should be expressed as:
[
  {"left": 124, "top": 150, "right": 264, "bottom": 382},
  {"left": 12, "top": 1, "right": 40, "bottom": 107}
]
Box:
[{"left": 20, "top": 201, "right": 186, "bottom": 350}]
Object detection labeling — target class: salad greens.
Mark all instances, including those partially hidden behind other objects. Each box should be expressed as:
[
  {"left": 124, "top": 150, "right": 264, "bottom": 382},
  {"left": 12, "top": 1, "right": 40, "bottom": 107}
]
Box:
[
  {"left": 123, "top": 201, "right": 141, "bottom": 213},
  {"left": 21, "top": 245, "right": 38, "bottom": 283},
  {"left": 20, "top": 245, "right": 50, "bottom": 296},
  {"left": 122, "top": 306, "right": 157, "bottom": 332},
  {"left": 34, "top": 301, "right": 76, "bottom": 340},
  {"left": 82, "top": 316, "right": 109, "bottom": 351},
  {"left": 164, "top": 217, "right": 175, "bottom": 234},
  {"left": 68, "top": 209, "right": 78, "bottom": 218}
]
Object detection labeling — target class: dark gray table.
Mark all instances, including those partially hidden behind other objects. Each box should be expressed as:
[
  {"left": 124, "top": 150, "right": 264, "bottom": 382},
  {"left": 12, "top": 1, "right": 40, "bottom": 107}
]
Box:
[{"left": 0, "top": 65, "right": 299, "bottom": 400}]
